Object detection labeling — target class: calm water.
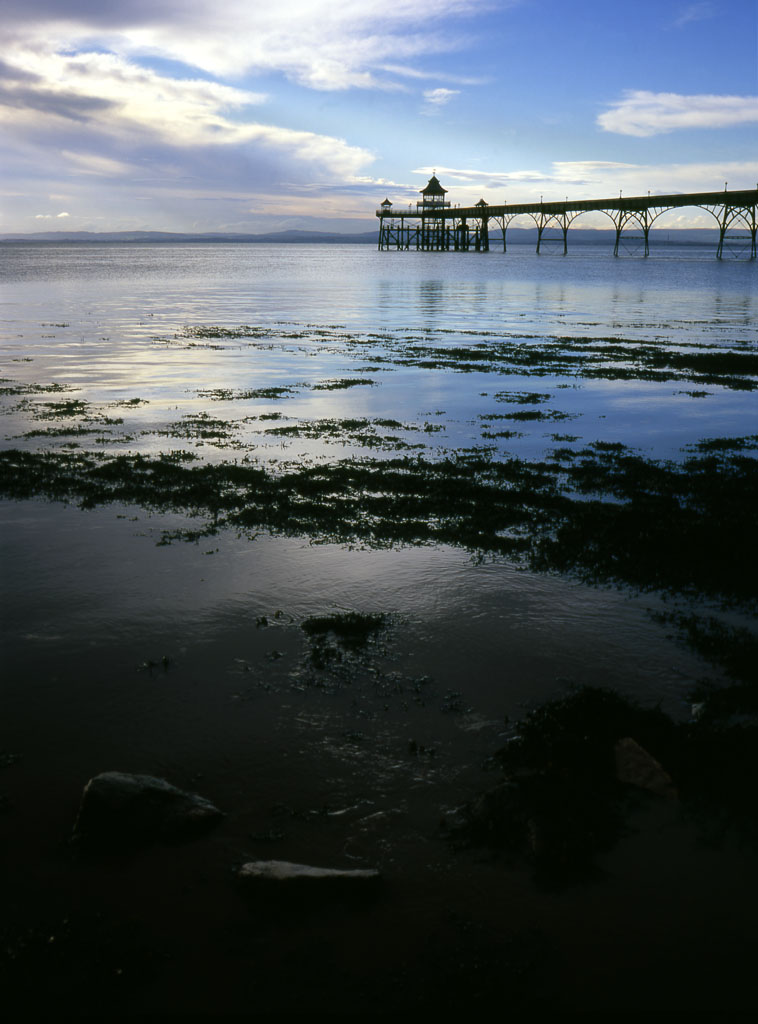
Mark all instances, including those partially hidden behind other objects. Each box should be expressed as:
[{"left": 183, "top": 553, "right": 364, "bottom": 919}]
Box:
[{"left": 1, "top": 242, "right": 756, "bottom": 810}]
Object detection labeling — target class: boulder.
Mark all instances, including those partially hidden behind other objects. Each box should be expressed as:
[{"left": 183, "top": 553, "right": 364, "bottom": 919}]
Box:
[
  {"left": 73, "top": 771, "right": 224, "bottom": 846},
  {"left": 614, "top": 737, "right": 678, "bottom": 799}
]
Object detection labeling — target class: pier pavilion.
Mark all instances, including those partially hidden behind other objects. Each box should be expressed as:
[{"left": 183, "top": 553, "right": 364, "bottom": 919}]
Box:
[{"left": 377, "top": 176, "right": 758, "bottom": 258}]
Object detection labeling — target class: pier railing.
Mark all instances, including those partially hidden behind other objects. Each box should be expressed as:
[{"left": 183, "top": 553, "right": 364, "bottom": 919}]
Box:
[{"left": 376, "top": 202, "right": 452, "bottom": 217}]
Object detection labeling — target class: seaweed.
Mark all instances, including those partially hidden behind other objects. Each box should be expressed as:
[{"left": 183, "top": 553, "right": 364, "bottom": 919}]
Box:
[
  {"left": 301, "top": 611, "right": 386, "bottom": 648},
  {"left": 259, "top": 417, "right": 430, "bottom": 451},
  {"left": 301, "top": 611, "right": 387, "bottom": 668},
  {"left": 493, "top": 390, "right": 552, "bottom": 404},
  {"left": 311, "top": 379, "right": 375, "bottom": 391},
  {"left": 480, "top": 410, "right": 572, "bottom": 422},
  {"left": 197, "top": 386, "right": 301, "bottom": 400}
]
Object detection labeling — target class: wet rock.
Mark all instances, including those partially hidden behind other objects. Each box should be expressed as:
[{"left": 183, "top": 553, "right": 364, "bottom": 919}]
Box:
[
  {"left": 448, "top": 781, "right": 526, "bottom": 846},
  {"left": 237, "top": 859, "right": 381, "bottom": 890},
  {"left": 73, "top": 772, "right": 224, "bottom": 847},
  {"left": 614, "top": 737, "right": 678, "bottom": 799}
]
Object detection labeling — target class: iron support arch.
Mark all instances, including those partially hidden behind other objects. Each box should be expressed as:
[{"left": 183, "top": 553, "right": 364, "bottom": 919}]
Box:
[
  {"left": 599, "top": 205, "right": 672, "bottom": 257},
  {"left": 699, "top": 202, "right": 758, "bottom": 259},
  {"left": 530, "top": 209, "right": 582, "bottom": 255},
  {"left": 490, "top": 213, "right": 524, "bottom": 252}
]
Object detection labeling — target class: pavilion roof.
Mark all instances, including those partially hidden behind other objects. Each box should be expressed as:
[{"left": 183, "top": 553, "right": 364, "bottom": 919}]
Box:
[{"left": 420, "top": 174, "right": 447, "bottom": 196}]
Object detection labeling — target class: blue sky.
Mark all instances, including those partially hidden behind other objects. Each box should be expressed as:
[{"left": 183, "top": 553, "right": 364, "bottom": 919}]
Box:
[{"left": 2, "top": 0, "right": 756, "bottom": 233}]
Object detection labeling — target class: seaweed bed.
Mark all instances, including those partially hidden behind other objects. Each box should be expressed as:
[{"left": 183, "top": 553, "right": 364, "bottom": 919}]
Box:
[
  {"left": 170, "top": 323, "right": 758, "bottom": 390},
  {"left": 2, "top": 439, "right": 756, "bottom": 605}
]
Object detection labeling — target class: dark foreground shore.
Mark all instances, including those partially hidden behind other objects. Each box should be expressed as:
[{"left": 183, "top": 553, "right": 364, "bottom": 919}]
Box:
[{"left": 3, "top": 660, "right": 757, "bottom": 1015}]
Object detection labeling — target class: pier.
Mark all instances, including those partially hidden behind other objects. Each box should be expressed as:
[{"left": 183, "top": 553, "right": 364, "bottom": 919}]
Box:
[{"left": 377, "top": 175, "right": 758, "bottom": 258}]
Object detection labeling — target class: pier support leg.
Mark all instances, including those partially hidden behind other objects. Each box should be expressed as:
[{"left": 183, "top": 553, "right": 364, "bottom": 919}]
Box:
[{"left": 611, "top": 210, "right": 650, "bottom": 257}]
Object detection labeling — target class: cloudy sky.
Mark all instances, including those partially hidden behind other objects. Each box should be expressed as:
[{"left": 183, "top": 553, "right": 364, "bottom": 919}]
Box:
[{"left": 2, "top": 0, "right": 756, "bottom": 233}]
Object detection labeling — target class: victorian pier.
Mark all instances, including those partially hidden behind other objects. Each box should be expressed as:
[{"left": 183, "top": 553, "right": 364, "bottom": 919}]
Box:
[{"left": 377, "top": 175, "right": 758, "bottom": 258}]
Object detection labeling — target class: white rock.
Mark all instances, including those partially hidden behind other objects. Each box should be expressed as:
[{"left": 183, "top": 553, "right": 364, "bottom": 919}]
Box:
[{"left": 237, "top": 859, "right": 380, "bottom": 885}]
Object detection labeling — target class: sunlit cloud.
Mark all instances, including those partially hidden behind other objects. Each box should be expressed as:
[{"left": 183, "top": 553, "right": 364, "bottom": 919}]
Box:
[
  {"left": 0, "top": 48, "right": 374, "bottom": 183},
  {"left": 598, "top": 91, "right": 758, "bottom": 136},
  {"left": 1, "top": 49, "right": 268, "bottom": 144},
  {"left": 4, "top": 0, "right": 500, "bottom": 90}
]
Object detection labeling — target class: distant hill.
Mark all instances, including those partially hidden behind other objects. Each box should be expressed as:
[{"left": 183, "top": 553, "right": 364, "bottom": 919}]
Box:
[
  {"left": 0, "top": 229, "right": 380, "bottom": 244},
  {"left": 0, "top": 227, "right": 721, "bottom": 245}
]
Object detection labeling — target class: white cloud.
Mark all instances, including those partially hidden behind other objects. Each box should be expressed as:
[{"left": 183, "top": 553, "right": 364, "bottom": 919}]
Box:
[
  {"left": 381, "top": 64, "right": 487, "bottom": 86},
  {"left": 421, "top": 87, "right": 460, "bottom": 113},
  {"left": 34, "top": 210, "right": 70, "bottom": 218},
  {"left": 0, "top": 49, "right": 374, "bottom": 181},
  {"left": 3, "top": 1, "right": 500, "bottom": 90},
  {"left": 673, "top": 2, "right": 714, "bottom": 28},
  {"left": 598, "top": 91, "right": 758, "bottom": 136},
  {"left": 1, "top": 48, "right": 268, "bottom": 144}
]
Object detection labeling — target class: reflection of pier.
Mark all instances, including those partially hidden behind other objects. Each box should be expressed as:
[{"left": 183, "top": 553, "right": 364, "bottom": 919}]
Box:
[{"left": 377, "top": 175, "right": 758, "bottom": 258}]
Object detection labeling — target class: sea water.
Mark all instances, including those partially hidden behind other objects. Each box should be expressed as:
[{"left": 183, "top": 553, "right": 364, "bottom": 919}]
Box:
[{"left": 1, "top": 242, "right": 756, "bottom": 816}]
